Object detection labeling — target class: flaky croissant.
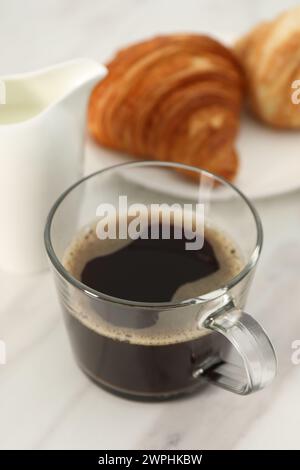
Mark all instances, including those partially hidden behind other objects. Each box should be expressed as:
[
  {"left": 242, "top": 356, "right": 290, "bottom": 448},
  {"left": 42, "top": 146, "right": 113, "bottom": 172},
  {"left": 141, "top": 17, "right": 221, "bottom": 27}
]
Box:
[
  {"left": 88, "top": 34, "right": 244, "bottom": 181},
  {"left": 235, "top": 7, "right": 300, "bottom": 128}
]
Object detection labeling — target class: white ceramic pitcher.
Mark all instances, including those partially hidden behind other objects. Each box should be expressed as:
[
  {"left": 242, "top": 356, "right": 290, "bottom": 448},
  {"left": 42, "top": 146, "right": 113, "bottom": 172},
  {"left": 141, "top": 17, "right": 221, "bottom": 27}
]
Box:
[{"left": 0, "top": 59, "right": 107, "bottom": 273}]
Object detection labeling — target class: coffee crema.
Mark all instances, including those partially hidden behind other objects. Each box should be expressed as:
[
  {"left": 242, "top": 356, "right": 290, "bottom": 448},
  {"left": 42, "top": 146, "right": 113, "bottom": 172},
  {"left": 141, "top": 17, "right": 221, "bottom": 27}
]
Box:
[{"left": 64, "top": 221, "right": 242, "bottom": 303}]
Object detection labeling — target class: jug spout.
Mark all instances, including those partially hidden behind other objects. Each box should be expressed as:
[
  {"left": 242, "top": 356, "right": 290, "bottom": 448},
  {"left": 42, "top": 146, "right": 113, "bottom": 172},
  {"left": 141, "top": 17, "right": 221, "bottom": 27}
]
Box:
[{"left": 0, "top": 58, "right": 107, "bottom": 125}]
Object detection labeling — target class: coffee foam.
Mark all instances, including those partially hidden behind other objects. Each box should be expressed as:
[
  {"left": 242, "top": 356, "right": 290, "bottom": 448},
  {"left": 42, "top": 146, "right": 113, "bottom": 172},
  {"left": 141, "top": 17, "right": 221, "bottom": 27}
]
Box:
[{"left": 62, "top": 219, "right": 244, "bottom": 346}]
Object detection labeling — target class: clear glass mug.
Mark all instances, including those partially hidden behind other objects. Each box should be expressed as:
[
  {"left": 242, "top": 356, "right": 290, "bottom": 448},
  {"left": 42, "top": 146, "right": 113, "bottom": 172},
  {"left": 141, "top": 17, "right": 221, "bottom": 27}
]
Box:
[{"left": 44, "top": 161, "right": 277, "bottom": 400}]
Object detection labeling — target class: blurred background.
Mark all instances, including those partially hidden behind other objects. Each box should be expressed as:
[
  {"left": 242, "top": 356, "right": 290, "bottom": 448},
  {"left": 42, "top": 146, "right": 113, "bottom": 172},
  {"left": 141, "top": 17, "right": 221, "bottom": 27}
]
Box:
[{"left": 1, "top": 0, "right": 300, "bottom": 72}]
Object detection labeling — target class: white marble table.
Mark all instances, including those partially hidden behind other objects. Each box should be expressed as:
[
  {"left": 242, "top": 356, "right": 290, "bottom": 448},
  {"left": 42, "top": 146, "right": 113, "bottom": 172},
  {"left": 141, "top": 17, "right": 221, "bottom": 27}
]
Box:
[{"left": 1, "top": 0, "right": 300, "bottom": 450}]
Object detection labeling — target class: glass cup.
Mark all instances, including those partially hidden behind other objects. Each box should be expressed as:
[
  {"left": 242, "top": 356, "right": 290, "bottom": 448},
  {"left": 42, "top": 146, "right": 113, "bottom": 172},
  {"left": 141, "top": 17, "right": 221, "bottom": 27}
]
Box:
[{"left": 44, "top": 161, "right": 277, "bottom": 400}]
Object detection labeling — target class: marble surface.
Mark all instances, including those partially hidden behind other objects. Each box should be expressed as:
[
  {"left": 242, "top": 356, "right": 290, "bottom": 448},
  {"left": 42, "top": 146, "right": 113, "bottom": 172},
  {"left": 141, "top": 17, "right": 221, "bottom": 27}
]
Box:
[{"left": 1, "top": 0, "right": 300, "bottom": 450}]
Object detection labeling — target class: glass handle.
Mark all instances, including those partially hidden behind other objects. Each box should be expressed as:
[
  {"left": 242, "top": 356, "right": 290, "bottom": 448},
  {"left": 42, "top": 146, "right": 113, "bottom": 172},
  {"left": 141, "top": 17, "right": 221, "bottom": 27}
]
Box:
[{"left": 194, "top": 310, "right": 277, "bottom": 395}]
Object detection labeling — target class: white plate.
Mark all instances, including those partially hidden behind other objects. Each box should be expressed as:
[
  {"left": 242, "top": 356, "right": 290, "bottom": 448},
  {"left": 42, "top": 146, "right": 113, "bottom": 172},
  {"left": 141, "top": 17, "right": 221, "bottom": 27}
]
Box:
[
  {"left": 85, "top": 109, "right": 300, "bottom": 201},
  {"left": 234, "top": 112, "right": 300, "bottom": 199},
  {"left": 84, "top": 139, "right": 230, "bottom": 201}
]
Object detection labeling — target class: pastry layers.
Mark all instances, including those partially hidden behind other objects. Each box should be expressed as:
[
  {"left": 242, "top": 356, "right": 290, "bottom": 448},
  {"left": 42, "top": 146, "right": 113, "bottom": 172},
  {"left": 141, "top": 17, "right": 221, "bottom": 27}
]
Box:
[{"left": 89, "top": 34, "right": 244, "bottom": 180}]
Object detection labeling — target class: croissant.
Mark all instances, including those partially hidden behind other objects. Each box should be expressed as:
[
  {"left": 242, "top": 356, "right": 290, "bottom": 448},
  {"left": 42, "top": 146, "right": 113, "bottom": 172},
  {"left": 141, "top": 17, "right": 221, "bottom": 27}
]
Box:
[
  {"left": 88, "top": 34, "right": 244, "bottom": 181},
  {"left": 235, "top": 7, "right": 300, "bottom": 128}
]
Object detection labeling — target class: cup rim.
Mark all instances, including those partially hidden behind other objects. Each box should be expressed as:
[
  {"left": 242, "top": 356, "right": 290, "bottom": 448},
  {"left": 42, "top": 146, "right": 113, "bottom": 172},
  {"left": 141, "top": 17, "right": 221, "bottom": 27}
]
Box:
[{"left": 44, "top": 160, "right": 263, "bottom": 310}]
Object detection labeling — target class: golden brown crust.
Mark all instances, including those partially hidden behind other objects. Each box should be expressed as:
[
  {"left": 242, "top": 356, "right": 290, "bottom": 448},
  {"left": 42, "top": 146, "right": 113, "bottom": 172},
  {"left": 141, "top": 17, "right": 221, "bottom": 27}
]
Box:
[
  {"left": 235, "top": 7, "right": 300, "bottom": 128},
  {"left": 88, "top": 34, "right": 244, "bottom": 181}
]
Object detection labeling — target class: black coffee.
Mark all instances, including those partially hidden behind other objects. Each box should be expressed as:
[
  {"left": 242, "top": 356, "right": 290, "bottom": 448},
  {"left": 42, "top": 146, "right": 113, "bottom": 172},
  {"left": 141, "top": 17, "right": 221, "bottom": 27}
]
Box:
[
  {"left": 63, "top": 220, "right": 242, "bottom": 398},
  {"left": 81, "top": 223, "right": 219, "bottom": 303},
  {"left": 64, "top": 311, "right": 225, "bottom": 397}
]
